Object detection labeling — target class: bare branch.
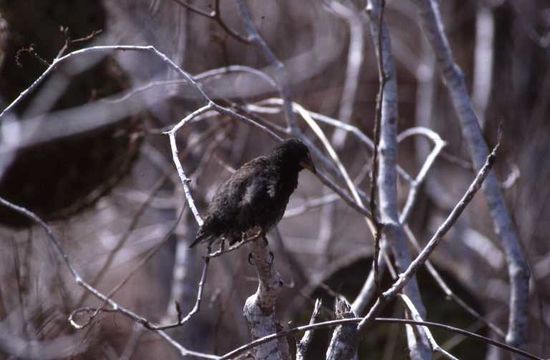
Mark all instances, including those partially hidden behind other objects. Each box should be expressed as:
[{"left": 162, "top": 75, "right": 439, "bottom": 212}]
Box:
[
  {"left": 364, "top": 1, "right": 432, "bottom": 358},
  {"left": 400, "top": 294, "right": 459, "bottom": 360},
  {"left": 0, "top": 196, "right": 218, "bottom": 359},
  {"left": 165, "top": 104, "right": 214, "bottom": 226},
  {"left": 326, "top": 0, "right": 366, "bottom": 147},
  {"left": 234, "top": 0, "right": 297, "bottom": 130},
  {"left": 411, "top": 0, "right": 530, "bottom": 348},
  {"left": 357, "top": 139, "right": 500, "bottom": 331},
  {"left": 403, "top": 225, "right": 506, "bottom": 338},
  {"left": 243, "top": 237, "right": 289, "bottom": 360},
  {"left": 297, "top": 299, "right": 323, "bottom": 360},
  {"left": 221, "top": 316, "right": 542, "bottom": 360},
  {"left": 397, "top": 127, "right": 446, "bottom": 224},
  {"left": 326, "top": 297, "right": 359, "bottom": 360},
  {"left": 171, "top": 0, "right": 250, "bottom": 43}
]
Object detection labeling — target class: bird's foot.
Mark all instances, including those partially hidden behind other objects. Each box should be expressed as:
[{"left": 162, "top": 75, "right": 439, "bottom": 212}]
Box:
[{"left": 248, "top": 252, "right": 255, "bottom": 265}]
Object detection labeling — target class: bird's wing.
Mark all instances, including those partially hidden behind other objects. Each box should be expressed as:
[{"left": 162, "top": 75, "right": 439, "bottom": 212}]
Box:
[
  {"left": 239, "top": 158, "right": 277, "bottom": 204},
  {"left": 189, "top": 214, "right": 216, "bottom": 248},
  {"left": 206, "top": 157, "right": 269, "bottom": 214},
  {"left": 241, "top": 174, "right": 276, "bottom": 204},
  {"left": 193, "top": 156, "right": 277, "bottom": 245}
]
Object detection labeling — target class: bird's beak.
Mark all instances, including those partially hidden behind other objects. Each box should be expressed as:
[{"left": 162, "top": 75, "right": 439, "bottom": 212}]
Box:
[{"left": 300, "top": 155, "right": 316, "bottom": 174}]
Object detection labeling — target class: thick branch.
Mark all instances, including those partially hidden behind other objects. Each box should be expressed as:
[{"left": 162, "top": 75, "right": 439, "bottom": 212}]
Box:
[
  {"left": 243, "top": 238, "right": 289, "bottom": 360},
  {"left": 296, "top": 299, "right": 322, "bottom": 360},
  {"left": 366, "top": 1, "right": 432, "bottom": 358},
  {"left": 411, "top": 0, "right": 530, "bottom": 349}
]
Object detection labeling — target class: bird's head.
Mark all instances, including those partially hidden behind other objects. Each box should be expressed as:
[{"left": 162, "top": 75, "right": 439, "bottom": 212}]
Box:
[{"left": 274, "top": 138, "right": 316, "bottom": 174}]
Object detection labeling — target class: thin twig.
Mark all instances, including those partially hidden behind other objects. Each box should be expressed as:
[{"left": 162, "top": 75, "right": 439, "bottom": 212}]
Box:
[
  {"left": 284, "top": 194, "right": 340, "bottom": 219},
  {"left": 0, "top": 45, "right": 283, "bottom": 152},
  {"left": 0, "top": 196, "right": 217, "bottom": 359},
  {"left": 165, "top": 104, "right": 214, "bottom": 226},
  {"left": 295, "top": 103, "right": 375, "bottom": 234},
  {"left": 248, "top": 98, "right": 415, "bottom": 184},
  {"left": 77, "top": 174, "right": 169, "bottom": 306},
  {"left": 234, "top": 0, "right": 297, "bottom": 130},
  {"left": 400, "top": 294, "right": 459, "bottom": 360},
  {"left": 403, "top": 225, "right": 506, "bottom": 338},
  {"left": 70, "top": 207, "right": 186, "bottom": 329},
  {"left": 221, "top": 316, "right": 542, "bottom": 360},
  {"left": 171, "top": 0, "right": 250, "bottom": 43},
  {"left": 151, "top": 257, "right": 209, "bottom": 331},
  {"left": 357, "top": 139, "right": 500, "bottom": 331},
  {"left": 397, "top": 127, "right": 446, "bottom": 224},
  {"left": 206, "top": 230, "right": 263, "bottom": 258},
  {"left": 411, "top": 0, "right": 530, "bottom": 347}
]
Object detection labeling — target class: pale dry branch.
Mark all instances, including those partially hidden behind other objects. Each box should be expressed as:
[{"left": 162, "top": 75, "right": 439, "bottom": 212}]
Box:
[
  {"left": 411, "top": 0, "right": 530, "bottom": 348},
  {"left": 403, "top": 225, "right": 506, "bottom": 338},
  {"left": 283, "top": 193, "right": 340, "bottom": 218},
  {"left": 234, "top": 0, "right": 296, "bottom": 131},
  {"left": 397, "top": 127, "right": 446, "bottom": 224},
  {"left": 357, "top": 139, "right": 500, "bottom": 331},
  {"left": 0, "top": 196, "right": 217, "bottom": 359},
  {"left": 249, "top": 98, "right": 415, "bottom": 184},
  {"left": 296, "top": 298, "right": 323, "bottom": 360},
  {"left": 243, "top": 237, "right": 290, "bottom": 360},
  {"left": 76, "top": 174, "right": 170, "bottom": 306},
  {"left": 326, "top": 0, "right": 366, "bottom": 147},
  {"left": 295, "top": 103, "right": 375, "bottom": 235},
  {"left": 400, "top": 294, "right": 459, "bottom": 360},
  {"left": 220, "top": 316, "right": 541, "bottom": 360},
  {"left": 326, "top": 297, "right": 360, "bottom": 360},
  {"left": 363, "top": 1, "right": 432, "bottom": 358}
]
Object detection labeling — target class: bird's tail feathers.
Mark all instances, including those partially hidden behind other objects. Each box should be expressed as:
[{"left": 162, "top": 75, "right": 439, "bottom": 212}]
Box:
[
  {"left": 189, "top": 232, "right": 207, "bottom": 248},
  {"left": 190, "top": 225, "right": 217, "bottom": 248}
]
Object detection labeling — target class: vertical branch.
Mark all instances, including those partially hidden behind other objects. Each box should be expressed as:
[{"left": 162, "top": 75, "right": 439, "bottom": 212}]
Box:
[
  {"left": 366, "top": 0, "right": 432, "bottom": 358},
  {"left": 326, "top": 297, "right": 359, "bottom": 360},
  {"left": 297, "top": 299, "right": 322, "bottom": 360},
  {"left": 357, "top": 140, "right": 500, "bottom": 334},
  {"left": 411, "top": 0, "right": 530, "bottom": 350},
  {"left": 369, "top": 0, "right": 386, "bottom": 298},
  {"left": 243, "top": 237, "right": 289, "bottom": 360}
]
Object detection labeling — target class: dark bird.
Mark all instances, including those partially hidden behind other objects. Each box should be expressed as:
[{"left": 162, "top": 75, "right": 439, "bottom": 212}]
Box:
[{"left": 190, "top": 138, "right": 316, "bottom": 248}]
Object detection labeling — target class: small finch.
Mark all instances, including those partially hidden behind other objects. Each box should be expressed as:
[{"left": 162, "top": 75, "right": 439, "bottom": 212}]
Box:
[{"left": 190, "top": 138, "right": 316, "bottom": 248}]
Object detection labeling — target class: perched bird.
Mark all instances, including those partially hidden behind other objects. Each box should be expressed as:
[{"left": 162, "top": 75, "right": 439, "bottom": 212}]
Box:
[{"left": 190, "top": 138, "right": 316, "bottom": 248}]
